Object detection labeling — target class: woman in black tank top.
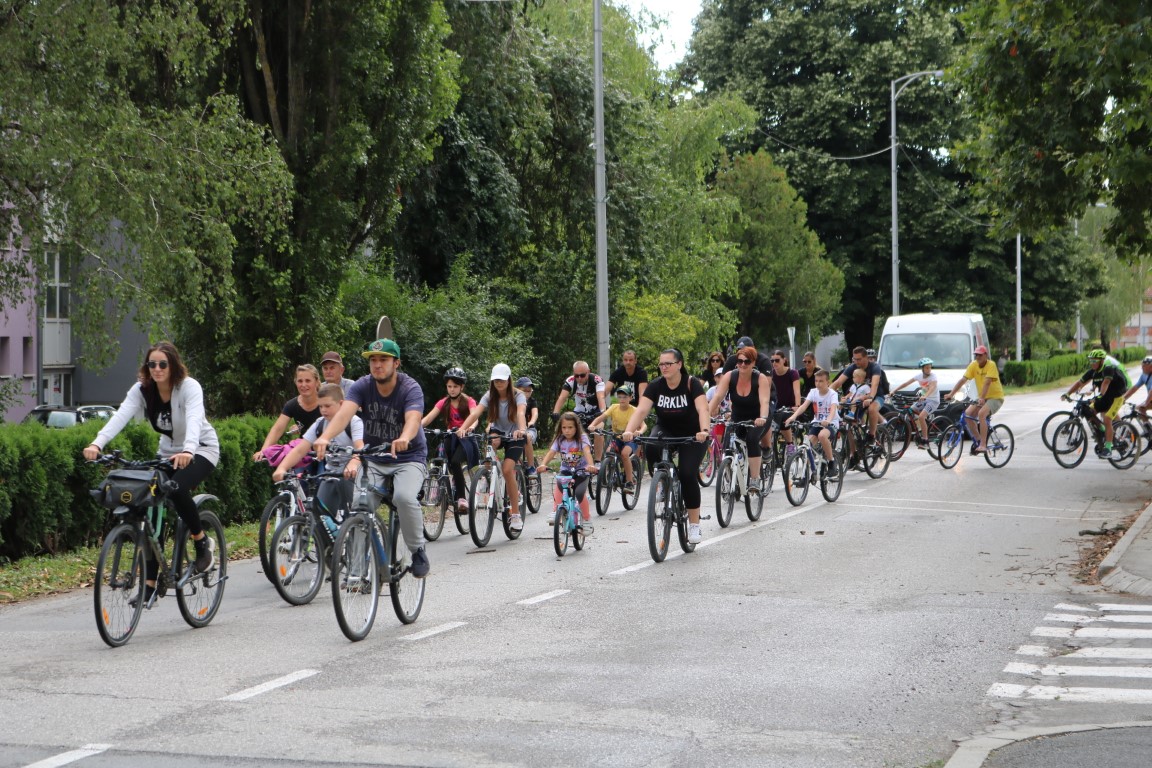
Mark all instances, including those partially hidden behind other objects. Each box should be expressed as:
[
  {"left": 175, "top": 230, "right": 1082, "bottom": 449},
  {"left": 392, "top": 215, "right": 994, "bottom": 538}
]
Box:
[{"left": 707, "top": 346, "right": 771, "bottom": 493}]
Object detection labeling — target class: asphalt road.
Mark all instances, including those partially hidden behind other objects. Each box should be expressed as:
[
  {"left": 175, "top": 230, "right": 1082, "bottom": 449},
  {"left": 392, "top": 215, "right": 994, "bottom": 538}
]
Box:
[{"left": 3, "top": 387, "right": 1152, "bottom": 768}]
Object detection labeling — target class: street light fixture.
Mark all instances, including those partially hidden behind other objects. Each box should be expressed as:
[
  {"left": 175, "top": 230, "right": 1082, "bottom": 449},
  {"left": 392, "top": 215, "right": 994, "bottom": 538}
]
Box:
[{"left": 890, "top": 69, "right": 944, "bottom": 316}]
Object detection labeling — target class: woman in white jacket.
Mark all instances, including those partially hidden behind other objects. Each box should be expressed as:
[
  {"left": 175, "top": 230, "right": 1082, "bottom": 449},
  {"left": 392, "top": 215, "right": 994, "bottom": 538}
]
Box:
[{"left": 83, "top": 342, "right": 221, "bottom": 586}]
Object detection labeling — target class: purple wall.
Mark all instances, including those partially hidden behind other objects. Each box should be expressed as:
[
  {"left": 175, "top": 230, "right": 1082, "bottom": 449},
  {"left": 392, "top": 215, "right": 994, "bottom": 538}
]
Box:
[{"left": 0, "top": 256, "right": 38, "bottom": 423}]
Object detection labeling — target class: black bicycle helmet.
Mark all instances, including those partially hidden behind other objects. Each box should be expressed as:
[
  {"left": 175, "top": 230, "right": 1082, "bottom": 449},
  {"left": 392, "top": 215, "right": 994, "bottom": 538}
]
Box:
[
  {"left": 515, "top": 376, "right": 534, "bottom": 388},
  {"left": 736, "top": 336, "right": 754, "bottom": 348},
  {"left": 444, "top": 366, "right": 467, "bottom": 383},
  {"left": 866, "top": 348, "right": 877, "bottom": 358}
]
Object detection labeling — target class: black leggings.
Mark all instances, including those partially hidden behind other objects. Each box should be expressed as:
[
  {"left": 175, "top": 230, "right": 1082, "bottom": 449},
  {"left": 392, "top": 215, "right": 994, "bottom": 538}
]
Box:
[
  {"left": 644, "top": 440, "right": 706, "bottom": 509},
  {"left": 168, "top": 454, "right": 214, "bottom": 536}
]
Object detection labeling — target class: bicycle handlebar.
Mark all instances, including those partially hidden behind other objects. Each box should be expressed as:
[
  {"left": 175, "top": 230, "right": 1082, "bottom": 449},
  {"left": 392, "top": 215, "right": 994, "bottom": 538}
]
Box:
[{"left": 634, "top": 435, "right": 701, "bottom": 445}]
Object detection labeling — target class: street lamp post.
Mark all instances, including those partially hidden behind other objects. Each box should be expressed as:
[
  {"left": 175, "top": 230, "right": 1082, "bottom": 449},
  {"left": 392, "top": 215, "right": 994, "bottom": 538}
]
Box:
[{"left": 890, "top": 69, "right": 944, "bottom": 316}]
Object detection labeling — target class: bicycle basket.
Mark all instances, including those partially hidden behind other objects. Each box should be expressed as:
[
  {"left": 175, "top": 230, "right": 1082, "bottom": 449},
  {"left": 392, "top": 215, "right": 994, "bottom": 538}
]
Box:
[{"left": 97, "top": 469, "right": 162, "bottom": 509}]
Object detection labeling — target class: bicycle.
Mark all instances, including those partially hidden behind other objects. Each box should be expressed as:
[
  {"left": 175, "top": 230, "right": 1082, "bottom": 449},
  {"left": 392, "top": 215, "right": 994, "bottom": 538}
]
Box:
[
  {"left": 421, "top": 428, "right": 466, "bottom": 538},
  {"left": 761, "top": 407, "right": 797, "bottom": 495},
  {"left": 518, "top": 452, "right": 543, "bottom": 515},
  {"left": 268, "top": 460, "right": 354, "bottom": 607},
  {"left": 591, "top": 428, "right": 642, "bottom": 516},
  {"left": 468, "top": 430, "right": 529, "bottom": 548},
  {"left": 881, "top": 392, "right": 949, "bottom": 461},
  {"left": 547, "top": 468, "right": 591, "bottom": 556},
  {"left": 330, "top": 443, "right": 425, "bottom": 641},
  {"left": 936, "top": 403, "right": 1015, "bottom": 469},
  {"left": 635, "top": 435, "right": 711, "bottom": 563},
  {"left": 697, "top": 420, "right": 724, "bottom": 487},
  {"left": 833, "top": 410, "right": 892, "bottom": 479},
  {"left": 1049, "top": 394, "right": 1139, "bottom": 470},
  {"left": 90, "top": 452, "right": 227, "bottom": 647},
  {"left": 257, "top": 459, "right": 318, "bottom": 585},
  {"left": 1118, "top": 402, "right": 1152, "bottom": 457},
  {"left": 715, "top": 420, "right": 767, "bottom": 526},
  {"left": 783, "top": 422, "right": 842, "bottom": 505}
]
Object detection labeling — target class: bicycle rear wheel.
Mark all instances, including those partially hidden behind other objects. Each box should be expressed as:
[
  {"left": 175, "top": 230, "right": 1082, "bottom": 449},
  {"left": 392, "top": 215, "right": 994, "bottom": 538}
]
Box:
[
  {"left": 525, "top": 468, "right": 542, "bottom": 514},
  {"left": 269, "top": 514, "right": 324, "bottom": 606},
  {"left": 468, "top": 468, "right": 496, "bottom": 547},
  {"left": 938, "top": 425, "right": 964, "bottom": 469},
  {"left": 94, "top": 522, "right": 145, "bottom": 648},
  {"left": 420, "top": 474, "right": 447, "bottom": 542},
  {"left": 715, "top": 457, "right": 736, "bottom": 529},
  {"left": 553, "top": 502, "right": 571, "bottom": 557},
  {"left": 646, "top": 470, "right": 672, "bottom": 563},
  {"left": 620, "top": 455, "right": 641, "bottom": 510},
  {"left": 1108, "top": 421, "right": 1140, "bottom": 470},
  {"left": 747, "top": 459, "right": 768, "bottom": 521},
  {"left": 783, "top": 451, "right": 810, "bottom": 506},
  {"left": 175, "top": 506, "right": 227, "bottom": 629},
  {"left": 820, "top": 455, "right": 843, "bottom": 502},
  {"left": 331, "top": 515, "right": 380, "bottom": 641},
  {"left": 501, "top": 467, "right": 527, "bottom": 540},
  {"left": 389, "top": 517, "right": 424, "bottom": 625},
  {"left": 595, "top": 457, "right": 615, "bottom": 516},
  {"left": 983, "top": 425, "right": 1015, "bottom": 469},
  {"left": 698, "top": 440, "right": 717, "bottom": 486},
  {"left": 1051, "top": 419, "right": 1087, "bottom": 469},
  {"left": 258, "top": 494, "right": 292, "bottom": 584}
]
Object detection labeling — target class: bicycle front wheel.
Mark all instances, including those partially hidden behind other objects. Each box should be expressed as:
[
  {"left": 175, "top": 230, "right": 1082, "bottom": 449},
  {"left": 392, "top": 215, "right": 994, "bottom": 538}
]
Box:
[
  {"left": 595, "top": 457, "right": 616, "bottom": 516},
  {"left": 887, "top": 418, "right": 911, "bottom": 462},
  {"left": 389, "top": 517, "right": 425, "bottom": 625},
  {"left": 1041, "top": 409, "right": 1074, "bottom": 450},
  {"left": 820, "top": 455, "right": 843, "bottom": 502},
  {"left": 468, "top": 468, "right": 496, "bottom": 548},
  {"left": 783, "top": 451, "right": 810, "bottom": 506},
  {"left": 331, "top": 515, "right": 380, "bottom": 641},
  {"left": 983, "top": 424, "right": 1015, "bottom": 469},
  {"left": 698, "top": 440, "right": 717, "bottom": 486},
  {"left": 258, "top": 494, "right": 293, "bottom": 584},
  {"left": 1051, "top": 419, "right": 1087, "bottom": 469},
  {"left": 1109, "top": 421, "right": 1140, "bottom": 470},
  {"left": 646, "top": 470, "right": 673, "bottom": 563},
  {"left": 420, "top": 475, "right": 447, "bottom": 542},
  {"left": 938, "top": 425, "right": 964, "bottom": 469},
  {"left": 501, "top": 467, "right": 527, "bottom": 540},
  {"left": 925, "top": 416, "right": 951, "bottom": 460},
  {"left": 620, "top": 455, "right": 641, "bottom": 510},
  {"left": 714, "top": 457, "right": 735, "bottom": 529},
  {"left": 94, "top": 522, "right": 145, "bottom": 648},
  {"left": 747, "top": 459, "right": 768, "bottom": 521},
  {"left": 269, "top": 514, "right": 324, "bottom": 606},
  {"left": 864, "top": 430, "right": 892, "bottom": 479},
  {"left": 525, "top": 469, "right": 542, "bottom": 514},
  {"left": 553, "top": 502, "right": 571, "bottom": 557},
  {"left": 176, "top": 506, "right": 227, "bottom": 629}
]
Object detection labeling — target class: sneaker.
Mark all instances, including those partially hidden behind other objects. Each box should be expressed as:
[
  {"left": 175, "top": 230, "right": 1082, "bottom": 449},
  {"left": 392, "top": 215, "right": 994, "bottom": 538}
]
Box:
[
  {"left": 410, "top": 547, "right": 430, "bottom": 579},
  {"left": 748, "top": 478, "right": 761, "bottom": 495},
  {"left": 128, "top": 584, "right": 156, "bottom": 609},
  {"left": 623, "top": 480, "right": 635, "bottom": 491},
  {"left": 785, "top": 444, "right": 796, "bottom": 456},
  {"left": 687, "top": 524, "right": 702, "bottom": 544},
  {"left": 193, "top": 535, "right": 215, "bottom": 573},
  {"left": 456, "top": 498, "right": 468, "bottom": 513},
  {"left": 1096, "top": 444, "right": 1110, "bottom": 459},
  {"left": 525, "top": 465, "right": 537, "bottom": 476},
  {"left": 509, "top": 514, "right": 524, "bottom": 532}
]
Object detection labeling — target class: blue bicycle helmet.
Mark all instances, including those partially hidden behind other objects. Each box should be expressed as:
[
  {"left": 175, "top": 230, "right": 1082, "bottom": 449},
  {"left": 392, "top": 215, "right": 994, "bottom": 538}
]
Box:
[{"left": 918, "top": 357, "right": 933, "bottom": 367}]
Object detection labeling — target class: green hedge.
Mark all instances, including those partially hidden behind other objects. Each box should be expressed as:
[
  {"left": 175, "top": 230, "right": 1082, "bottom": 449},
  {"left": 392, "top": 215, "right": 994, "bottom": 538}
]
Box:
[
  {"left": 1002, "top": 347, "right": 1147, "bottom": 387},
  {"left": 0, "top": 415, "right": 276, "bottom": 563}
]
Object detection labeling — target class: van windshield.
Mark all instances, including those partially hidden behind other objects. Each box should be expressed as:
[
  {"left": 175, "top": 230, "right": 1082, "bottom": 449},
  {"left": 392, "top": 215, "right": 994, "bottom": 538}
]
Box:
[{"left": 880, "top": 333, "right": 972, "bottom": 369}]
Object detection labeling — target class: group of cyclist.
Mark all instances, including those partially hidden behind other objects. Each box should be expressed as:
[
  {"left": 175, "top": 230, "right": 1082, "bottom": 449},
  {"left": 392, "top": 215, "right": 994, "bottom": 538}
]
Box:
[{"left": 85, "top": 329, "right": 1151, "bottom": 609}]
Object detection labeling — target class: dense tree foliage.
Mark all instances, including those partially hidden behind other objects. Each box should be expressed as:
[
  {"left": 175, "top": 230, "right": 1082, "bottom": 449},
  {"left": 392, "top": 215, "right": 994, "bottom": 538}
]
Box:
[{"left": 960, "top": 0, "right": 1152, "bottom": 254}]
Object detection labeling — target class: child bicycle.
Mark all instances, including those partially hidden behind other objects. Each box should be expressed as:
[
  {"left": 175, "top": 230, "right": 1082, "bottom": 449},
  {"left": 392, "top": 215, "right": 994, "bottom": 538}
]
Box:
[
  {"left": 832, "top": 410, "right": 892, "bottom": 479},
  {"left": 257, "top": 457, "right": 317, "bottom": 585},
  {"left": 715, "top": 419, "right": 768, "bottom": 527},
  {"left": 330, "top": 442, "right": 425, "bottom": 641},
  {"left": 468, "top": 430, "right": 529, "bottom": 548},
  {"left": 89, "top": 452, "right": 227, "bottom": 647},
  {"left": 589, "top": 428, "right": 642, "bottom": 516},
  {"left": 544, "top": 468, "right": 592, "bottom": 556},
  {"left": 634, "top": 435, "right": 711, "bottom": 563},
  {"left": 421, "top": 428, "right": 476, "bottom": 537}
]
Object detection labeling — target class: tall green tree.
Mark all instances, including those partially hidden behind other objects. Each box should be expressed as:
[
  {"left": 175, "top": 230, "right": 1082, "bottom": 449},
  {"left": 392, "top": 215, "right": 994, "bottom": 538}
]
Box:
[{"left": 960, "top": 1, "right": 1152, "bottom": 253}]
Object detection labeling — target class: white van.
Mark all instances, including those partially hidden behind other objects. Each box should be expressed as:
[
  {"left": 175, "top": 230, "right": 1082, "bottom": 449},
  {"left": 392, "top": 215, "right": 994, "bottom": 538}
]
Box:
[{"left": 876, "top": 312, "right": 990, "bottom": 398}]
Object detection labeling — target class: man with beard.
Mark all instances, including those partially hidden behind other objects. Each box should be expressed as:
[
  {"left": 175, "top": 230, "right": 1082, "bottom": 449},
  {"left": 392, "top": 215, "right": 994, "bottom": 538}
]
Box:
[{"left": 313, "top": 338, "right": 429, "bottom": 578}]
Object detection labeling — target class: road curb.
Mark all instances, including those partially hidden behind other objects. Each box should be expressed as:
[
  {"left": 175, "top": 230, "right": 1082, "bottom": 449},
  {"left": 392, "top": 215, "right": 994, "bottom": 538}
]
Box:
[
  {"left": 945, "top": 721, "right": 1152, "bottom": 768},
  {"left": 1097, "top": 497, "right": 1152, "bottom": 595}
]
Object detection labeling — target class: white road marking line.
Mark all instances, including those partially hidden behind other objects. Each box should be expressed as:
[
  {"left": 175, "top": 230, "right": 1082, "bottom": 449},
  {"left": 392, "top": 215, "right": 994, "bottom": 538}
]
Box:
[
  {"left": 400, "top": 621, "right": 467, "bottom": 640},
  {"left": 1053, "top": 602, "right": 1088, "bottom": 612},
  {"left": 858, "top": 495, "right": 1118, "bottom": 514},
  {"left": 1097, "top": 603, "right": 1152, "bottom": 612},
  {"left": 988, "top": 682, "right": 1152, "bottom": 704},
  {"left": 1058, "top": 648, "right": 1152, "bottom": 660},
  {"left": 220, "top": 669, "right": 319, "bottom": 701},
  {"left": 1033, "top": 626, "right": 1152, "bottom": 639},
  {"left": 846, "top": 504, "right": 1108, "bottom": 521},
  {"left": 517, "top": 590, "right": 569, "bottom": 605},
  {"left": 1016, "top": 645, "right": 1056, "bottom": 657},
  {"left": 23, "top": 744, "right": 113, "bottom": 768},
  {"left": 1044, "top": 613, "right": 1152, "bottom": 624},
  {"left": 1006, "top": 661, "right": 1152, "bottom": 679},
  {"left": 606, "top": 488, "right": 867, "bottom": 577}
]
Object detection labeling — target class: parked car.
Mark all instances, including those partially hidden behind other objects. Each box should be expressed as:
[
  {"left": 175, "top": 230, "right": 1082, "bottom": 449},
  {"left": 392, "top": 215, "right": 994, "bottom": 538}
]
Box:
[{"left": 21, "top": 405, "right": 117, "bottom": 428}]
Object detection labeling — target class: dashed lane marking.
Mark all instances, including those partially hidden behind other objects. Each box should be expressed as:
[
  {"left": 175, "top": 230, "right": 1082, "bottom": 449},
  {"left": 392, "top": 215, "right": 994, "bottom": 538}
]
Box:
[
  {"left": 220, "top": 669, "right": 319, "bottom": 701},
  {"left": 23, "top": 744, "right": 113, "bottom": 768},
  {"left": 400, "top": 621, "right": 467, "bottom": 641}
]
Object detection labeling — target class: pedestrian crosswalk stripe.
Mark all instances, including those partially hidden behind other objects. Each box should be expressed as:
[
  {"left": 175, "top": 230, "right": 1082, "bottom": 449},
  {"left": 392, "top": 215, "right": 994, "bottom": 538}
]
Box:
[
  {"left": 1095, "top": 603, "right": 1152, "bottom": 612},
  {"left": 989, "top": 683, "right": 1152, "bottom": 704},
  {"left": 1005, "top": 661, "right": 1152, "bottom": 679},
  {"left": 1043, "top": 612, "right": 1152, "bottom": 624},
  {"left": 1032, "top": 626, "right": 1152, "bottom": 639}
]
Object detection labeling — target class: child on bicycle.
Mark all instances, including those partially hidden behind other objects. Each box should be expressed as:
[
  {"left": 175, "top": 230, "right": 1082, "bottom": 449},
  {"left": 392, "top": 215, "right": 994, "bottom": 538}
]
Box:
[
  {"left": 516, "top": 376, "right": 540, "bottom": 473},
  {"left": 422, "top": 367, "right": 479, "bottom": 514},
  {"left": 588, "top": 383, "right": 644, "bottom": 490},
  {"left": 536, "top": 411, "right": 597, "bottom": 526},
  {"left": 892, "top": 357, "right": 940, "bottom": 447},
  {"left": 783, "top": 369, "right": 839, "bottom": 469},
  {"left": 273, "top": 383, "right": 365, "bottom": 520}
]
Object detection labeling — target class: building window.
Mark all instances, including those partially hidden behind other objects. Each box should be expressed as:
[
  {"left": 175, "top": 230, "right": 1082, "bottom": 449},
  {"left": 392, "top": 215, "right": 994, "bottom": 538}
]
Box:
[
  {"left": 0, "top": 336, "right": 10, "bottom": 376},
  {"left": 43, "top": 248, "right": 71, "bottom": 321},
  {"left": 22, "top": 336, "right": 34, "bottom": 376}
]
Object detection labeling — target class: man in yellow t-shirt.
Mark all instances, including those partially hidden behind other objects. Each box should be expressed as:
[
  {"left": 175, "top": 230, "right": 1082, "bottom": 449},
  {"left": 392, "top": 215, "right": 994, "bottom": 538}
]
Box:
[
  {"left": 944, "top": 345, "right": 1004, "bottom": 454},
  {"left": 588, "top": 384, "right": 644, "bottom": 489}
]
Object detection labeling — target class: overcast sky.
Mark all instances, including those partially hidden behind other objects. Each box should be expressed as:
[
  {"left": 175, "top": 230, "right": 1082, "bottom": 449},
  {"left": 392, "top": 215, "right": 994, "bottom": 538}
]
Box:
[{"left": 617, "top": 0, "right": 703, "bottom": 70}]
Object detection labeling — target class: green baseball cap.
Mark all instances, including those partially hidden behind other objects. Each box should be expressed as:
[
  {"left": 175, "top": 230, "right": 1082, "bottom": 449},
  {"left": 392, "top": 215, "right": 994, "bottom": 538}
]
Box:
[{"left": 362, "top": 338, "right": 401, "bottom": 359}]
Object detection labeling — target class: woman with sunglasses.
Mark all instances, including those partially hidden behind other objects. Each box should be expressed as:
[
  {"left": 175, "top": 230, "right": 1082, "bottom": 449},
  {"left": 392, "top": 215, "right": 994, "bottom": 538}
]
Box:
[
  {"left": 708, "top": 346, "right": 772, "bottom": 493},
  {"left": 622, "top": 348, "right": 710, "bottom": 544},
  {"left": 700, "top": 352, "right": 725, "bottom": 387},
  {"left": 83, "top": 341, "right": 221, "bottom": 577}
]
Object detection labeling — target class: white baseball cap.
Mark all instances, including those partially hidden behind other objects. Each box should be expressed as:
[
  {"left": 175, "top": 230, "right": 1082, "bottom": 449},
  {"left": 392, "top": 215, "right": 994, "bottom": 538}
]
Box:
[{"left": 490, "top": 363, "right": 512, "bottom": 381}]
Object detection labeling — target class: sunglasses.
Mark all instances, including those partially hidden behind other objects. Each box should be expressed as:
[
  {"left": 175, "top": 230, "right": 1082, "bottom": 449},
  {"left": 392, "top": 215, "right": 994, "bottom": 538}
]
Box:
[
  {"left": 657, "top": 361, "right": 677, "bottom": 368},
  {"left": 771, "top": 358, "right": 783, "bottom": 363},
  {"left": 736, "top": 358, "right": 753, "bottom": 365},
  {"left": 574, "top": 373, "right": 588, "bottom": 379},
  {"left": 710, "top": 357, "right": 723, "bottom": 363},
  {"left": 147, "top": 360, "right": 169, "bottom": 370}
]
